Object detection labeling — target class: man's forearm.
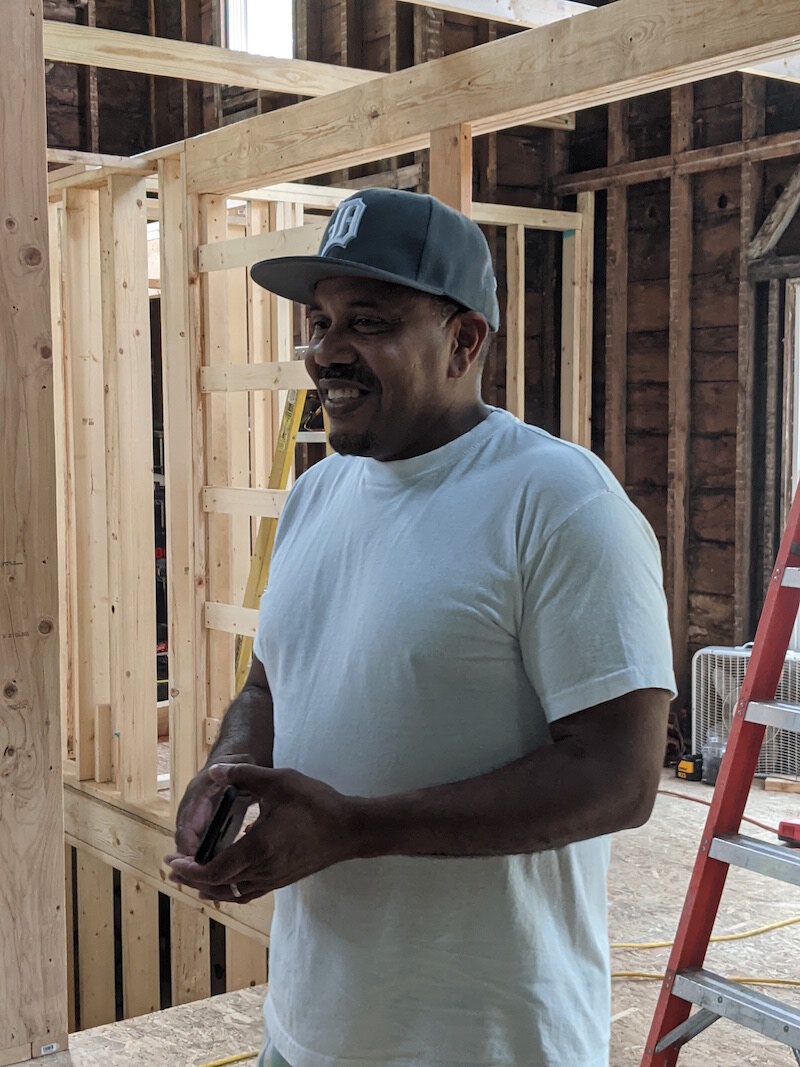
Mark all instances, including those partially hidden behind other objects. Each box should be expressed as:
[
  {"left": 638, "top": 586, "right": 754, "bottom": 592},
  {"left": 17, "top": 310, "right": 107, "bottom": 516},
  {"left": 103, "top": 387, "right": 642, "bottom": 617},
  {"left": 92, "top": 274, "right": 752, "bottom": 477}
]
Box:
[
  {"left": 347, "top": 694, "right": 668, "bottom": 860},
  {"left": 208, "top": 681, "right": 274, "bottom": 769}
]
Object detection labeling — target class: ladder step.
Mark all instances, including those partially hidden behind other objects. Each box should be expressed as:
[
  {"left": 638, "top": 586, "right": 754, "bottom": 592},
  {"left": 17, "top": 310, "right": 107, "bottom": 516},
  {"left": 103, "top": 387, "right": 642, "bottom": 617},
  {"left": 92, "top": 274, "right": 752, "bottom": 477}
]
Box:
[
  {"left": 709, "top": 833, "right": 800, "bottom": 888},
  {"left": 673, "top": 969, "right": 800, "bottom": 1049},
  {"left": 781, "top": 566, "right": 800, "bottom": 588},
  {"left": 746, "top": 699, "right": 800, "bottom": 732}
]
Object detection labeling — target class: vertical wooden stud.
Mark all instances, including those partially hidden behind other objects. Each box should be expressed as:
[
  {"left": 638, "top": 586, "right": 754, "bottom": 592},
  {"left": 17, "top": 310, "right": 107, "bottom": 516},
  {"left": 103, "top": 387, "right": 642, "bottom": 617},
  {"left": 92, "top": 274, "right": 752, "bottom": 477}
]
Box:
[
  {"left": 762, "top": 278, "right": 784, "bottom": 600},
  {"left": 667, "top": 84, "right": 694, "bottom": 709},
  {"left": 159, "top": 155, "right": 206, "bottom": 814},
  {"left": 246, "top": 201, "right": 276, "bottom": 510},
  {"left": 120, "top": 874, "right": 160, "bottom": 1019},
  {"left": 505, "top": 224, "right": 526, "bottom": 420},
  {"left": 577, "top": 191, "right": 595, "bottom": 450},
  {"left": 200, "top": 195, "right": 234, "bottom": 733},
  {"left": 99, "top": 175, "right": 158, "bottom": 802},
  {"left": 225, "top": 931, "right": 267, "bottom": 993},
  {"left": 228, "top": 253, "right": 251, "bottom": 606},
  {"left": 0, "top": 2, "right": 68, "bottom": 1058},
  {"left": 560, "top": 226, "right": 583, "bottom": 443},
  {"left": 94, "top": 703, "right": 113, "bottom": 783},
  {"left": 64, "top": 187, "right": 111, "bottom": 783},
  {"left": 170, "top": 902, "right": 210, "bottom": 1006},
  {"left": 605, "top": 100, "right": 629, "bottom": 483},
  {"left": 429, "top": 124, "right": 473, "bottom": 216},
  {"left": 64, "top": 846, "right": 76, "bottom": 1033},
  {"left": 76, "top": 851, "right": 116, "bottom": 1028},
  {"left": 735, "top": 75, "right": 766, "bottom": 642}
]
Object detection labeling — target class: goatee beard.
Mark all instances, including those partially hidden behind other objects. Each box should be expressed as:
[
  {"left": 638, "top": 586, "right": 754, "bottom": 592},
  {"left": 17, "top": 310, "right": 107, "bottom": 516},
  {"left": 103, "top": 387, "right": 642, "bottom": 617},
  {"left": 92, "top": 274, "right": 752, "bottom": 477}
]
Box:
[{"left": 329, "top": 430, "right": 378, "bottom": 456}]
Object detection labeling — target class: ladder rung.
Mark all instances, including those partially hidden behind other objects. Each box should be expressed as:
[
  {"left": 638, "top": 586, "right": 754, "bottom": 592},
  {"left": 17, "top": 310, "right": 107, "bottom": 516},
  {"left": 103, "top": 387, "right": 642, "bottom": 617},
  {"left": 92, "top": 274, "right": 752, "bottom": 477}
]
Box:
[
  {"left": 709, "top": 833, "right": 800, "bottom": 888},
  {"left": 781, "top": 567, "right": 800, "bottom": 588},
  {"left": 746, "top": 700, "right": 800, "bottom": 732},
  {"left": 673, "top": 969, "right": 800, "bottom": 1049}
]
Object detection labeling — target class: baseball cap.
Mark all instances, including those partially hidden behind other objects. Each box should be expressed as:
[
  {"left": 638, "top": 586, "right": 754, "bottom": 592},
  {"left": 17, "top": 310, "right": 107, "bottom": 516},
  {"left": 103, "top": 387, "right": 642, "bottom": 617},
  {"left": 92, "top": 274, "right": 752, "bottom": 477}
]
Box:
[{"left": 249, "top": 187, "right": 500, "bottom": 331}]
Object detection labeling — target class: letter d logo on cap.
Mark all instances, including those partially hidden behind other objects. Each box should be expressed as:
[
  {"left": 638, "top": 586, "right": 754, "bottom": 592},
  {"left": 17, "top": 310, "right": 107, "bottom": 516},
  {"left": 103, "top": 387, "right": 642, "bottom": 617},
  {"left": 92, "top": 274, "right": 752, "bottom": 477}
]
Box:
[{"left": 320, "top": 198, "right": 366, "bottom": 256}]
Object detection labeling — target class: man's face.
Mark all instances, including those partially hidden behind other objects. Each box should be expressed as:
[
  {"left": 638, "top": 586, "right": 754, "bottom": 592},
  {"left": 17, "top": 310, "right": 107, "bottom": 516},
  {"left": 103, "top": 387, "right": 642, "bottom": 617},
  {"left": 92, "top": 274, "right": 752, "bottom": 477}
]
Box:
[{"left": 305, "top": 276, "right": 464, "bottom": 461}]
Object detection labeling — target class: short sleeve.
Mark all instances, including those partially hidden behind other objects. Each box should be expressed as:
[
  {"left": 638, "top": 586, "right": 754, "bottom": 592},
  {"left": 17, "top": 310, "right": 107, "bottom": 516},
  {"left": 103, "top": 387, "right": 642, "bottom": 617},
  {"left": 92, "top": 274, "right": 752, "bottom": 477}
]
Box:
[{"left": 519, "top": 491, "right": 677, "bottom": 722}]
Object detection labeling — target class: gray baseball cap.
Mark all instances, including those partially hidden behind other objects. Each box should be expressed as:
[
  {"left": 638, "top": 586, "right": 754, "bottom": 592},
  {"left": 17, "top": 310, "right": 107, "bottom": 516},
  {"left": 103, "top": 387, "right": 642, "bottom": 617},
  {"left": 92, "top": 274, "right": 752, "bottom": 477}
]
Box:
[{"left": 250, "top": 187, "right": 499, "bottom": 331}]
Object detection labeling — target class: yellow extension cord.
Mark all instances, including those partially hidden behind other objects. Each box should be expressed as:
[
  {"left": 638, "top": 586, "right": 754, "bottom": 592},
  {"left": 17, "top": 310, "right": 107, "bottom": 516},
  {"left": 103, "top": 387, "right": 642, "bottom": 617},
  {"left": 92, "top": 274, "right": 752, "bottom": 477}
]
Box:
[{"left": 197, "top": 1052, "right": 259, "bottom": 1067}]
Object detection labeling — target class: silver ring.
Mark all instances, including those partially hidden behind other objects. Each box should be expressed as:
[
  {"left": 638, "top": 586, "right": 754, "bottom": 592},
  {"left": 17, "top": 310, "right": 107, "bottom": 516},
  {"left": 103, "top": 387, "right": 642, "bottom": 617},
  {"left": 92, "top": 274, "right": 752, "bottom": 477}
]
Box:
[{"left": 230, "top": 882, "right": 242, "bottom": 898}]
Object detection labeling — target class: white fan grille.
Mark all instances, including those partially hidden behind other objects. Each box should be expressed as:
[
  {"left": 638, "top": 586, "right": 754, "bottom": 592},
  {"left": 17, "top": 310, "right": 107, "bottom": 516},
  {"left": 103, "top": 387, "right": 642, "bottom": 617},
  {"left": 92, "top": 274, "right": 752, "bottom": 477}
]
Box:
[{"left": 691, "top": 646, "right": 800, "bottom": 778}]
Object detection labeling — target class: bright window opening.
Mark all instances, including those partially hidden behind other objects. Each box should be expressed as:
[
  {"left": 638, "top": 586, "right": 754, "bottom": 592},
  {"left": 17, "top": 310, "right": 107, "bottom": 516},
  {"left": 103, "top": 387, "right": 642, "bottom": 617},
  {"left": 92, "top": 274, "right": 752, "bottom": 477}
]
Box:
[{"left": 226, "top": 0, "right": 293, "bottom": 58}]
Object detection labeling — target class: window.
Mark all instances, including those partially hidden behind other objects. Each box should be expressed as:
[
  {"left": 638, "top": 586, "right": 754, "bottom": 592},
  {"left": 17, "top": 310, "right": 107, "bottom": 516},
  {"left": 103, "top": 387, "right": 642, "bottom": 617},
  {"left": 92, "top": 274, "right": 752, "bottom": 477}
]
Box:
[{"left": 226, "top": 0, "right": 293, "bottom": 58}]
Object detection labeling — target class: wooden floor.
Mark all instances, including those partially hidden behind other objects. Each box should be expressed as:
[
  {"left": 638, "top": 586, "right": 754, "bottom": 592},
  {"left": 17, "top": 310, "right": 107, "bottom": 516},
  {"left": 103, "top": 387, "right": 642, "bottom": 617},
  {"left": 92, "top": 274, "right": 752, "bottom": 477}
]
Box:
[{"left": 43, "top": 769, "right": 799, "bottom": 1066}]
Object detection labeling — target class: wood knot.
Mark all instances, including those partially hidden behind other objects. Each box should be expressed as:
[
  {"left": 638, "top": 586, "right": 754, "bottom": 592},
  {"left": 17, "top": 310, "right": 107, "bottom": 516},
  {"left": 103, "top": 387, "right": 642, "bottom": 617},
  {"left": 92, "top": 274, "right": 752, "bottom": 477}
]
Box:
[
  {"left": 37, "top": 618, "right": 54, "bottom": 635},
  {"left": 40, "top": 344, "right": 52, "bottom": 360},
  {"left": 3, "top": 683, "right": 18, "bottom": 700},
  {"left": 20, "top": 245, "right": 43, "bottom": 267},
  {"left": 4, "top": 216, "right": 17, "bottom": 232}
]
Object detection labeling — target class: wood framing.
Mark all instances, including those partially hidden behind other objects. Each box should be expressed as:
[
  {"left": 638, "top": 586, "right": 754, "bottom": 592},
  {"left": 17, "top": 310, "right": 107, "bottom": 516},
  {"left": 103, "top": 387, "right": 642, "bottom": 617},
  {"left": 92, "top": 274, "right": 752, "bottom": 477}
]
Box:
[
  {"left": 604, "top": 101, "right": 629, "bottom": 484},
  {"left": 666, "top": 84, "right": 694, "bottom": 708},
  {"left": 99, "top": 176, "right": 158, "bottom": 802},
  {"left": 429, "top": 124, "right": 473, "bottom": 215},
  {"left": 75, "top": 850, "right": 115, "bottom": 1028},
  {"left": 506, "top": 225, "right": 526, "bottom": 420},
  {"left": 183, "top": 0, "right": 800, "bottom": 195},
  {"left": 0, "top": 2, "right": 68, "bottom": 1061},
  {"left": 42, "top": 20, "right": 383, "bottom": 97},
  {"left": 748, "top": 161, "right": 800, "bottom": 261}
]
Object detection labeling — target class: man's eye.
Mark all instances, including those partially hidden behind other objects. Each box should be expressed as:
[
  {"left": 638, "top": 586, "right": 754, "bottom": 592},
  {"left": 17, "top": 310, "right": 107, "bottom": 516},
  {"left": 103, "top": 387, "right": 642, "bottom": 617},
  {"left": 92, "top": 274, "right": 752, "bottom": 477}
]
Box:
[
  {"left": 353, "top": 317, "right": 386, "bottom": 330},
  {"left": 309, "top": 319, "right": 328, "bottom": 332}
]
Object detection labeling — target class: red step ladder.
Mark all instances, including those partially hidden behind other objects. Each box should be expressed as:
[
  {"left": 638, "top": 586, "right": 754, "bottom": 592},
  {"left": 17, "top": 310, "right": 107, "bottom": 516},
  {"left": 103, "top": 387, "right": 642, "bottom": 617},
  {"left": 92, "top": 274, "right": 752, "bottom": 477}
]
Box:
[{"left": 642, "top": 486, "right": 800, "bottom": 1066}]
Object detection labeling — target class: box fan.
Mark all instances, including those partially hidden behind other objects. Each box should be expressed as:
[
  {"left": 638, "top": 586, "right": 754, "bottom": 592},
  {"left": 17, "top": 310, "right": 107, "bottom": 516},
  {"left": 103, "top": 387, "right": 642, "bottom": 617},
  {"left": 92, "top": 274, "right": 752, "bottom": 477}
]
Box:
[{"left": 691, "top": 645, "right": 800, "bottom": 778}]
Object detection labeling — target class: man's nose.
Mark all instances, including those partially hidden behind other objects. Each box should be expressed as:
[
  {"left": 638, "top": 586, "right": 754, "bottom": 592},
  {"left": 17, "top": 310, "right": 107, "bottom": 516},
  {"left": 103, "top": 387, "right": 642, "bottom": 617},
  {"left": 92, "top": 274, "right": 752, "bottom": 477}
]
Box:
[{"left": 310, "top": 324, "right": 357, "bottom": 367}]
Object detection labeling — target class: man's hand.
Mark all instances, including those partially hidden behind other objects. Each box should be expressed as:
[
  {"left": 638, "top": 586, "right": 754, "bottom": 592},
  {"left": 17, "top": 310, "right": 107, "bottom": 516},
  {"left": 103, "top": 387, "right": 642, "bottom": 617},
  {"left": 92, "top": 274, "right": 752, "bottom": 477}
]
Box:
[
  {"left": 166, "top": 763, "right": 359, "bottom": 903},
  {"left": 169, "top": 753, "right": 257, "bottom": 859}
]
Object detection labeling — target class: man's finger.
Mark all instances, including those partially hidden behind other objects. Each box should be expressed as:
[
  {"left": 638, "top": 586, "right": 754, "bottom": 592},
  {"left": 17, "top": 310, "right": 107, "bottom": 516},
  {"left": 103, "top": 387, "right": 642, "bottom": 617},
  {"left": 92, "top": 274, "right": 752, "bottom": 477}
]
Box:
[{"left": 208, "top": 762, "right": 279, "bottom": 796}]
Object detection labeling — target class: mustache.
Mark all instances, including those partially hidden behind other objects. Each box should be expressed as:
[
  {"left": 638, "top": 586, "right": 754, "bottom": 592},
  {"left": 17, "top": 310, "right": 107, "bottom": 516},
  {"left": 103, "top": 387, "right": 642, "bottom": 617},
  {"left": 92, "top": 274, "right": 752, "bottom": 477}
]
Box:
[{"left": 317, "top": 364, "right": 381, "bottom": 391}]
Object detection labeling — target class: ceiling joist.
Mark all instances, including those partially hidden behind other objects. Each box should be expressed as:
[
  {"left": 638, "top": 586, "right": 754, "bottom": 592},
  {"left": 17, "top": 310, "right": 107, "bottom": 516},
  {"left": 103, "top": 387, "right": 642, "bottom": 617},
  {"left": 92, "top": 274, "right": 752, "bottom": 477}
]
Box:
[{"left": 184, "top": 0, "right": 800, "bottom": 196}]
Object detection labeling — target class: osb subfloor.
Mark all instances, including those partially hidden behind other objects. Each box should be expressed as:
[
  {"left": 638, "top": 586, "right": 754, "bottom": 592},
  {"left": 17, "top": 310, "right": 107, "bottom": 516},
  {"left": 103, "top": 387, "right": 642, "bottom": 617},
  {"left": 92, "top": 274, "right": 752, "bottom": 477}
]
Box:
[{"left": 44, "top": 769, "right": 800, "bottom": 1066}]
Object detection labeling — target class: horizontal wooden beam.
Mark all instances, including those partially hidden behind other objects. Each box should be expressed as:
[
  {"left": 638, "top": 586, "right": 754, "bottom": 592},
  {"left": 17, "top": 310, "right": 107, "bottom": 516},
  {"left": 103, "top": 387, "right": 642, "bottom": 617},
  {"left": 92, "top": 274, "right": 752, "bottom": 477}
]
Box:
[
  {"left": 184, "top": 0, "right": 800, "bottom": 195},
  {"left": 198, "top": 220, "right": 326, "bottom": 272},
  {"left": 63, "top": 784, "right": 272, "bottom": 944},
  {"left": 202, "top": 486, "right": 288, "bottom": 517},
  {"left": 400, "top": 0, "right": 592, "bottom": 25},
  {"left": 747, "top": 252, "right": 800, "bottom": 281},
  {"left": 555, "top": 127, "right": 800, "bottom": 194},
  {"left": 47, "top": 147, "right": 141, "bottom": 169},
  {"left": 472, "top": 203, "right": 581, "bottom": 230},
  {"left": 200, "top": 361, "right": 313, "bottom": 392},
  {"left": 204, "top": 602, "right": 260, "bottom": 636},
  {"left": 43, "top": 20, "right": 382, "bottom": 97}
]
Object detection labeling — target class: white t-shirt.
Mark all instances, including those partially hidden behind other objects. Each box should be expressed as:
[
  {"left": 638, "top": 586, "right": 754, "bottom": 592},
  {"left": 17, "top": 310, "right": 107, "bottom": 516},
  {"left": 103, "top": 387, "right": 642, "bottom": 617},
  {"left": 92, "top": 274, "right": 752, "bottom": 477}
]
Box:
[{"left": 253, "top": 408, "right": 676, "bottom": 1067}]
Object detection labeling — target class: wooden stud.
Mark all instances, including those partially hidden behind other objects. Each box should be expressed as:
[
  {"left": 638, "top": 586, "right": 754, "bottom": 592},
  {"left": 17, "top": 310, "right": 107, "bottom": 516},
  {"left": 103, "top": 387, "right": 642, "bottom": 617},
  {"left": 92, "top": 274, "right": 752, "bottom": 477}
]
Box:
[
  {"left": 735, "top": 75, "right": 766, "bottom": 643},
  {"left": 429, "top": 124, "right": 473, "bottom": 215},
  {"left": 200, "top": 195, "right": 235, "bottom": 735},
  {"left": 225, "top": 930, "right": 267, "bottom": 993},
  {"left": 64, "top": 188, "right": 111, "bottom": 783},
  {"left": 560, "top": 227, "right": 583, "bottom": 443},
  {"left": 667, "top": 84, "right": 694, "bottom": 709},
  {"left": 64, "top": 846, "right": 76, "bottom": 1033},
  {"left": 76, "top": 850, "right": 116, "bottom": 1028},
  {"left": 49, "top": 198, "right": 78, "bottom": 764},
  {"left": 183, "top": 0, "right": 800, "bottom": 194},
  {"left": 99, "top": 175, "right": 159, "bottom": 802},
  {"left": 228, "top": 256, "right": 251, "bottom": 607},
  {"left": 120, "top": 874, "right": 160, "bottom": 1018},
  {"left": 782, "top": 283, "right": 797, "bottom": 530},
  {"left": 170, "top": 902, "right": 210, "bottom": 1006},
  {"left": 762, "top": 278, "right": 785, "bottom": 601},
  {"left": 246, "top": 201, "right": 276, "bottom": 522},
  {"left": 604, "top": 100, "right": 629, "bottom": 483},
  {"left": 0, "top": 2, "right": 68, "bottom": 1057},
  {"left": 159, "top": 156, "right": 207, "bottom": 811},
  {"left": 197, "top": 220, "right": 326, "bottom": 272},
  {"left": 505, "top": 225, "right": 526, "bottom": 420},
  {"left": 576, "top": 191, "right": 595, "bottom": 450},
  {"left": 204, "top": 603, "right": 259, "bottom": 638},
  {"left": 94, "top": 703, "right": 113, "bottom": 783}
]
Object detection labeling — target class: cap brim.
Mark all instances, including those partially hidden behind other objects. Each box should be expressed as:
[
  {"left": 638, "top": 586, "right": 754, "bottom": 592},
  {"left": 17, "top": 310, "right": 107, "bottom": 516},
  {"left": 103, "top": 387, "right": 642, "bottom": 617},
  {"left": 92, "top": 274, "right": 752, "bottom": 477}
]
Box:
[{"left": 249, "top": 255, "right": 454, "bottom": 306}]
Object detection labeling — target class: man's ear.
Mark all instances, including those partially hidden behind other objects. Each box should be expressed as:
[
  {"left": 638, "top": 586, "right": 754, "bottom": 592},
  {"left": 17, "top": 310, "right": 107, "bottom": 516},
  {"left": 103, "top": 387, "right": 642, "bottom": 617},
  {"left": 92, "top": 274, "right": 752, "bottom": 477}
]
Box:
[{"left": 447, "top": 311, "right": 489, "bottom": 379}]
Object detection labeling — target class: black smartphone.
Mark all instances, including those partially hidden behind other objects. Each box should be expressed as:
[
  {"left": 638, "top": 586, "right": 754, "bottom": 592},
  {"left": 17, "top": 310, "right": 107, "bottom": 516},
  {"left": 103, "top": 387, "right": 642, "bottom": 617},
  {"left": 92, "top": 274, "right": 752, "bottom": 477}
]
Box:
[{"left": 194, "top": 785, "right": 240, "bottom": 865}]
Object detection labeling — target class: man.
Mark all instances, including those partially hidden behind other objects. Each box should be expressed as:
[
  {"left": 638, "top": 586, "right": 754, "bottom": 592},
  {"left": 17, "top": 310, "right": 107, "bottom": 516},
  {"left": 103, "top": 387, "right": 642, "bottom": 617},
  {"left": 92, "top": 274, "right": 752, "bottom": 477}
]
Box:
[{"left": 167, "top": 188, "right": 676, "bottom": 1067}]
